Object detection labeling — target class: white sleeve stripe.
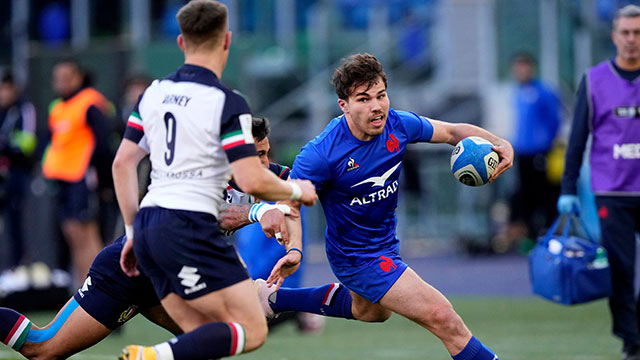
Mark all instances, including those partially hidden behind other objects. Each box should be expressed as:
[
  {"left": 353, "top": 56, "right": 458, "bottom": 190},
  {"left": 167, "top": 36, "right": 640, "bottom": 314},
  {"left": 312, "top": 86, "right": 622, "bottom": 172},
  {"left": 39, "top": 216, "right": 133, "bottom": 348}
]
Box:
[{"left": 238, "top": 114, "right": 254, "bottom": 144}]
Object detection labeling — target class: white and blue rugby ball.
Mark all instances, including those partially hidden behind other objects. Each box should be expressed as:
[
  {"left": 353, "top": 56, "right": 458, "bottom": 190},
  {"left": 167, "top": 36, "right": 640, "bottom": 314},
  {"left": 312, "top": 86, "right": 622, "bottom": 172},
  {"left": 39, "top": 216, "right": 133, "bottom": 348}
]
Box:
[{"left": 450, "top": 136, "right": 499, "bottom": 187}]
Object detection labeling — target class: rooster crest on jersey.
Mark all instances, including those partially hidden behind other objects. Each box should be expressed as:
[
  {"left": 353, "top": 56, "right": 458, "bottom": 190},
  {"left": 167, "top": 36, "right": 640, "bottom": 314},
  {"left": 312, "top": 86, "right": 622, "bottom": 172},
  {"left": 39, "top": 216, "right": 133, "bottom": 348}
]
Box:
[
  {"left": 347, "top": 157, "right": 360, "bottom": 172},
  {"left": 450, "top": 136, "right": 499, "bottom": 187}
]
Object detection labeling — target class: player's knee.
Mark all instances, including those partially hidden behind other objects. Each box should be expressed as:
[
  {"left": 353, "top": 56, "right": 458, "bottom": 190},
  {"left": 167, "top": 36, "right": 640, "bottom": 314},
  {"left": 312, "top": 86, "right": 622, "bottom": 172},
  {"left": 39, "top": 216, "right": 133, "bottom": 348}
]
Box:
[
  {"left": 424, "top": 305, "right": 464, "bottom": 334},
  {"left": 242, "top": 318, "right": 268, "bottom": 352}
]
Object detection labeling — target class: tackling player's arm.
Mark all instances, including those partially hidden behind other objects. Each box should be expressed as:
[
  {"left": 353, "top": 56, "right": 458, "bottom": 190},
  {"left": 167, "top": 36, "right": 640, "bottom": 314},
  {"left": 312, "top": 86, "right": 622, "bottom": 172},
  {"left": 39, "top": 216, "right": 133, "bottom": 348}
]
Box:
[
  {"left": 218, "top": 203, "right": 253, "bottom": 231},
  {"left": 249, "top": 167, "right": 300, "bottom": 243},
  {"left": 217, "top": 202, "right": 298, "bottom": 234},
  {"left": 428, "top": 119, "right": 514, "bottom": 181}
]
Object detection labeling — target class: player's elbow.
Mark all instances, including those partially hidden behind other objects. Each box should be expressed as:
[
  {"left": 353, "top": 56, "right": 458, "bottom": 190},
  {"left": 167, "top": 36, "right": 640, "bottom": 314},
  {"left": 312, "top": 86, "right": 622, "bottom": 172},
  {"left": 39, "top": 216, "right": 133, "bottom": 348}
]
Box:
[
  {"left": 112, "top": 160, "right": 125, "bottom": 183},
  {"left": 112, "top": 151, "right": 127, "bottom": 175},
  {"left": 112, "top": 151, "right": 137, "bottom": 180}
]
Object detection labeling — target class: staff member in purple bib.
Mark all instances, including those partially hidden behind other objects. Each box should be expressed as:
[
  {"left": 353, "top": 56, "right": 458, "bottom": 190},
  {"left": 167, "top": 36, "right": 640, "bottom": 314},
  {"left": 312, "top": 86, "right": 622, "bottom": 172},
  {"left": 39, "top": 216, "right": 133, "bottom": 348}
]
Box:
[{"left": 557, "top": 5, "right": 640, "bottom": 360}]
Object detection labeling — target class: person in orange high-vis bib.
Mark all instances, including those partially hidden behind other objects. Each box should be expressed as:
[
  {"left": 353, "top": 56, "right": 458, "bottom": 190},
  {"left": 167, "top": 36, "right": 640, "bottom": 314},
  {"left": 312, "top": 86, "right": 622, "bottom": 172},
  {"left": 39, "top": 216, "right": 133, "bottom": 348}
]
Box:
[{"left": 43, "top": 59, "right": 111, "bottom": 287}]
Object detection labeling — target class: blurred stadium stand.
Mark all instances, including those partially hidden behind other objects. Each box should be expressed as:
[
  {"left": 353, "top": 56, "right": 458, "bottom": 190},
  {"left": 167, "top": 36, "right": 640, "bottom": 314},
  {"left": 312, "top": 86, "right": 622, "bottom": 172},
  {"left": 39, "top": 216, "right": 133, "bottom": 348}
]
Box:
[{"left": 0, "top": 0, "right": 629, "bottom": 271}]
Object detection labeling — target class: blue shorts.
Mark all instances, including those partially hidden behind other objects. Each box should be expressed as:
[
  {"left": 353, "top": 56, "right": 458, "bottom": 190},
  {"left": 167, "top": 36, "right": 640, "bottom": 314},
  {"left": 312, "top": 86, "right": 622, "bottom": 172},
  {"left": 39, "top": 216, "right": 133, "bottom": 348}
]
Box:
[
  {"left": 52, "top": 179, "right": 94, "bottom": 222},
  {"left": 329, "top": 251, "right": 408, "bottom": 303},
  {"left": 73, "top": 235, "right": 159, "bottom": 330},
  {"left": 133, "top": 207, "right": 250, "bottom": 300}
]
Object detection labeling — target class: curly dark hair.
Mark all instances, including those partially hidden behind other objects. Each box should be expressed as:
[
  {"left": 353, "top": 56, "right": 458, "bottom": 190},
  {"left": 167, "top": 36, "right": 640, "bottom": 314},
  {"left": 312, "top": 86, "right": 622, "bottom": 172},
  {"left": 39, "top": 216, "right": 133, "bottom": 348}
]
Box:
[
  {"left": 1, "top": 71, "right": 15, "bottom": 85},
  {"left": 252, "top": 117, "right": 270, "bottom": 142},
  {"left": 331, "top": 53, "right": 387, "bottom": 100}
]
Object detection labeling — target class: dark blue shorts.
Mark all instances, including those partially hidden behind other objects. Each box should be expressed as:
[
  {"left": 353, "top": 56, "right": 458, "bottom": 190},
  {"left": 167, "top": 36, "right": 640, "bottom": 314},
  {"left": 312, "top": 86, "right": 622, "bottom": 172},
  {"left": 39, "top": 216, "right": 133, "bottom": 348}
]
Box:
[
  {"left": 329, "top": 251, "right": 408, "bottom": 303},
  {"left": 73, "top": 235, "right": 159, "bottom": 330},
  {"left": 53, "top": 179, "right": 94, "bottom": 222},
  {"left": 133, "top": 207, "right": 250, "bottom": 300}
]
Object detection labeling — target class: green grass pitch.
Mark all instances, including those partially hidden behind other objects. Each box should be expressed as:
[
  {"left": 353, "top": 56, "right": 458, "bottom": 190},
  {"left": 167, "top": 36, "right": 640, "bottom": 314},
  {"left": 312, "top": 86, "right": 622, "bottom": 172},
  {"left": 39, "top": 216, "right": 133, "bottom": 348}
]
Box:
[{"left": 0, "top": 296, "right": 620, "bottom": 359}]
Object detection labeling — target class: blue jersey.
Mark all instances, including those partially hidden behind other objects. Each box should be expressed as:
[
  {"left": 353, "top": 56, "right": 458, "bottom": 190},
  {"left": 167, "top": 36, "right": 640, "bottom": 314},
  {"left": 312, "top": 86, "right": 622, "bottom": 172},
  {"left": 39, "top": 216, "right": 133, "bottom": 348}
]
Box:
[
  {"left": 512, "top": 79, "right": 560, "bottom": 156},
  {"left": 291, "top": 109, "right": 433, "bottom": 267}
]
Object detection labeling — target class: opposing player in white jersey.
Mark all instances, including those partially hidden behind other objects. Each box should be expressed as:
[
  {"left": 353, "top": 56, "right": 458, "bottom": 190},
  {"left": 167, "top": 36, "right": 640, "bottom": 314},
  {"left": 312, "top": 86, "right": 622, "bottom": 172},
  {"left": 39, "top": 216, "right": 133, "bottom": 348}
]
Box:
[
  {"left": 112, "top": 2, "right": 316, "bottom": 359},
  {"left": 0, "top": 116, "right": 297, "bottom": 359}
]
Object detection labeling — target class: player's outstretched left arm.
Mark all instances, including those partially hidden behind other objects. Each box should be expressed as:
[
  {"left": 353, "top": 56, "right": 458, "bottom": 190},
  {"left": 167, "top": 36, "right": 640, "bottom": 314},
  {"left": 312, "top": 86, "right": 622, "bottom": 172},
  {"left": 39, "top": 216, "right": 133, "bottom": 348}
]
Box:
[
  {"left": 266, "top": 199, "right": 304, "bottom": 290},
  {"left": 112, "top": 139, "right": 148, "bottom": 277},
  {"left": 428, "top": 119, "right": 514, "bottom": 182}
]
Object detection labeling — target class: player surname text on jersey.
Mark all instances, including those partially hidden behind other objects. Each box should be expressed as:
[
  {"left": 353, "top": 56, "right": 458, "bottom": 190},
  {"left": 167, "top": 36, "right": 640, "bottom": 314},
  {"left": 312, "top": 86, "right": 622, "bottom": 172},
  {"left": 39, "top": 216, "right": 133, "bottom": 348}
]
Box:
[
  {"left": 350, "top": 180, "right": 399, "bottom": 206},
  {"left": 162, "top": 94, "right": 192, "bottom": 107},
  {"left": 151, "top": 169, "right": 204, "bottom": 179}
]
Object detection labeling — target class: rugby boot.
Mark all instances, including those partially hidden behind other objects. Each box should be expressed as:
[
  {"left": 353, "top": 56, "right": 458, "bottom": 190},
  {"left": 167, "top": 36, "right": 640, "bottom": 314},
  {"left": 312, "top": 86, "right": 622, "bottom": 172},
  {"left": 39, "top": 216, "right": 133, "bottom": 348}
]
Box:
[
  {"left": 119, "top": 345, "right": 157, "bottom": 360},
  {"left": 254, "top": 278, "right": 277, "bottom": 320}
]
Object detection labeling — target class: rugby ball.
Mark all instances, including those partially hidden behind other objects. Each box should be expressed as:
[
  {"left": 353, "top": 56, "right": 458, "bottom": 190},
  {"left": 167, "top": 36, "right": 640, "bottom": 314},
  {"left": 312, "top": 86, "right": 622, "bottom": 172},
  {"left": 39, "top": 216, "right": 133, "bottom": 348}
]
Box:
[{"left": 450, "top": 136, "right": 499, "bottom": 187}]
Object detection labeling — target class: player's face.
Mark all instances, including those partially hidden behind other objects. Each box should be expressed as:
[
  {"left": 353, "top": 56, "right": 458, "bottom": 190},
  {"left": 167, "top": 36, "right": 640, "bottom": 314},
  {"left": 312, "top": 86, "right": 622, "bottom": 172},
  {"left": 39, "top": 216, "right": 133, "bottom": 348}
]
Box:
[
  {"left": 511, "top": 61, "right": 533, "bottom": 83},
  {"left": 254, "top": 136, "right": 270, "bottom": 169},
  {"left": 52, "top": 63, "right": 83, "bottom": 98},
  {"left": 339, "top": 78, "right": 389, "bottom": 141},
  {"left": 613, "top": 16, "right": 640, "bottom": 66},
  {"left": 0, "top": 82, "right": 18, "bottom": 109}
]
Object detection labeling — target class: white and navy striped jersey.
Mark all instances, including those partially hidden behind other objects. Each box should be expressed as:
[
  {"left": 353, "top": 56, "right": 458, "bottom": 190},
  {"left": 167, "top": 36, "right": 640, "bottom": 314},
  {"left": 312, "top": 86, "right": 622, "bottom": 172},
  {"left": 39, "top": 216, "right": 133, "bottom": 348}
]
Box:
[{"left": 123, "top": 64, "right": 257, "bottom": 218}]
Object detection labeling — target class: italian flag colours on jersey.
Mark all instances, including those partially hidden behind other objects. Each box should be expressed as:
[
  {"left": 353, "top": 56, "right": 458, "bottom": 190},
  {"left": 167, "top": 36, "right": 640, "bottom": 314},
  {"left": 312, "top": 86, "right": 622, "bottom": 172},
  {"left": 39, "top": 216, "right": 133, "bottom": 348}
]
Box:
[
  {"left": 4, "top": 314, "right": 30, "bottom": 351},
  {"left": 127, "top": 111, "right": 144, "bottom": 131},
  {"left": 221, "top": 130, "right": 248, "bottom": 150}
]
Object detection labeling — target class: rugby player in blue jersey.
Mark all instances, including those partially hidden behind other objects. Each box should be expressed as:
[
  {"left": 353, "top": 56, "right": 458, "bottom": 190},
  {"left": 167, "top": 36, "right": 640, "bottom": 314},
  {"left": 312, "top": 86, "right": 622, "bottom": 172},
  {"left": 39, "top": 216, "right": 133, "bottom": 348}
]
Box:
[{"left": 256, "top": 53, "right": 513, "bottom": 360}]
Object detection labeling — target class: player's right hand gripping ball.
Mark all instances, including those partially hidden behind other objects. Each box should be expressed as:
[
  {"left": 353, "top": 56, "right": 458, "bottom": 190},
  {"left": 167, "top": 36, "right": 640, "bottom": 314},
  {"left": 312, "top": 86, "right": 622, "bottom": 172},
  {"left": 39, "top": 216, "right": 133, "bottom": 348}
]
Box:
[{"left": 450, "top": 136, "right": 499, "bottom": 187}]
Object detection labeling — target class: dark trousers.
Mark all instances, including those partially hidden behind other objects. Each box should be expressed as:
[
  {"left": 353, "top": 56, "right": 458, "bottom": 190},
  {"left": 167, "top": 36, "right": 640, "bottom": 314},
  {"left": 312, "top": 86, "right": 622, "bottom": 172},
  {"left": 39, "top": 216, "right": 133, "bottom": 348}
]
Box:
[
  {"left": 4, "top": 168, "right": 30, "bottom": 267},
  {"left": 511, "top": 153, "right": 559, "bottom": 237},
  {"left": 595, "top": 196, "right": 640, "bottom": 347}
]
